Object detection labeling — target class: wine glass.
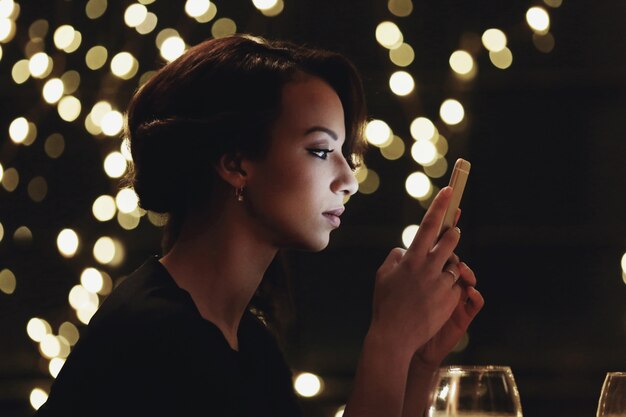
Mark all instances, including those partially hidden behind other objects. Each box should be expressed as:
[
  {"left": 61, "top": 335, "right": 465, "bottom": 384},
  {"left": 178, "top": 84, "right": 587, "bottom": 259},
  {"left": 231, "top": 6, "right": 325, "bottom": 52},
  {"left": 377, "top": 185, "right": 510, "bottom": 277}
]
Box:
[
  {"left": 596, "top": 372, "right": 626, "bottom": 417},
  {"left": 426, "top": 365, "right": 523, "bottom": 417}
]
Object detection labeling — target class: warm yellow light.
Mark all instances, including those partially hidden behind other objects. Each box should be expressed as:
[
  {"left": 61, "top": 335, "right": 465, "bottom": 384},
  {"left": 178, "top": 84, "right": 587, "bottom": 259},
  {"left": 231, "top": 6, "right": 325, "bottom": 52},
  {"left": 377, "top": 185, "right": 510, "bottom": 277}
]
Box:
[
  {"left": 211, "top": 17, "right": 237, "bottom": 39},
  {"left": 45, "top": 133, "right": 65, "bottom": 158},
  {"left": 543, "top": 0, "right": 562, "bottom": 7},
  {"left": 124, "top": 3, "right": 148, "bottom": 27},
  {"left": 375, "top": 21, "right": 403, "bottom": 49},
  {"left": 85, "top": 45, "right": 108, "bottom": 70},
  {"left": 1, "top": 167, "right": 19, "bottom": 192},
  {"left": 410, "top": 117, "right": 436, "bottom": 141},
  {"left": 533, "top": 32, "right": 555, "bottom": 53},
  {"left": 81, "top": 268, "right": 104, "bottom": 293},
  {"left": 39, "top": 334, "right": 62, "bottom": 358},
  {"left": 43, "top": 78, "right": 64, "bottom": 103},
  {"left": 259, "top": 0, "right": 283, "bottom": 16},
  {"left": 57, "top": 96, "right": 82, "bottom": 122},
  {"left": 0, "top": 268, "right": 16, "bottom": 294},
  {"left": 63, "top": 31, "right": 81, "bottom": 53},
  {"left": 185, "top": 0, "right": 211, "bottom": 17},
  {"left": 365, "top": 119, "right": 392, "bottom": 147},
  {"left": 0, "top": 163, "right": 3, "bottom": 183},
  {"left": 402, "top": 224, "right": 419, "bottom": 248},
  {"left": 160, "top": 36, "right": 186, "bottom": 62},
  {"left": 14, "top": 226, "right": 33, "bottom": 245},
  {"left": 49, "top": 357, "right": 66, "bottom": 378},
  {"left": 118, "top": 211, "right": 141, "bottom": 230},
  {"left": 481, "top": 28, "right": 507, "bottom": 52},
  {"left": 0, "top": 44, "right": 3, "bottom": 61},
  {"left": 85, "top": 0, "right": 107, "bottom": 19},
  {"left": 68, "top": 284, "right": 95, "bottom": 310},
  {"left": 0, "top": 221, "right": 3, "bottom": 243},
  {"left": 111, "top": 52, "right": 138, "bottom": 80},
  {"left": 405, "top": 171, "right": 432, "bottom": 199},
  {"left": 53, "top": 25, "right": 75, "bottom": 50},
  {"left": 27, "top": 176, "right": 48, "bottom": 202},
  {"left": 101, "top": 110, "right": 124, "bottom": 136},
  {"left": 156, "top": 28, "right": 180, "bottom": 49},
  {"left": 294, "top": 372, "right": 324, "bottom": 397},
  {"left": 30, "top": 388, "right": 48, "bottom": 410},
  {"left": 358, "top": 169, "right": 380, "bottom": 195},
  {"left": 29, "top": 19, "right": 49, "bottom": 39},
  {"left": 29, "top": 52, "right": 52, "bottom": 78},
  {"left": 0, "top": 0, "right": 15, "bottom": 18},
  {"left": 388, "top": 0, "right": 413, "bottom": 17},
  {"left": 194, "top": 2, "right": 218, "bottom": 22},
  {"left": 57, "top": 228, "right": 79, "bottom": 257},
  {"left": 77, "top": 304, "right": 99, "bottom": 325},
  {"left": 489, "top": 47, "right": 513, "bottom": 69},
  {"left": 93, "top": 195, "right": 117, "bottom": 221},
  {"left": 9, "top": 117, "right": 28, "bottom": 143},
  {"left": 104, "top": 151, "right": 127, "bottom": 178},
  {"left": 58, "top": 321, "right": 79, "bottom": 345},
  {"left": 389, "top": 71, "right": 414, "bottom": 96},
  {"left": 11, "top": 59, "right": 30, "bottom": 84},
  {"left": 380, "top": 135, "right": 405, "bottom": 161},
  {"left": 27, "top": 317, "right": 51, "bottom": 342},
  {"left": 424, "top": 156, "right": 448, "bottom": 179},
  {"left": 411, "top": 140, "right": 438, "bottom": 166},
  {"left": 0, "top": 18, "right": 16, "bottom": 43},
  {"left": 116, "top": 188, "right": 139, "bottom": 213},
  {"left": 136, "top": 12, "right": 158, "bottom": 34},
  {"left": 93, "top": 236, "right": 115, "bottom": 264},
  {"left": 389, "top": 42, "right": 414, "bottom": 67},
  {"left": 449, "top": 50, "right": 474, "bottom": 75},
  {"left": 91, "top": 101, "right": 112, "bottom": 126},
  {"left": 621, "top": 252, "right": 626, "bottom": 274},
  {"left": 439, "top": 99, "right": 464, "bottom": 125},
  {"left": 526, "top": 6, "right": 550, "bottom": 33},
  {"left": 61, "top": 70, "right": 80, "bottom": 95},
  {"left": 121, "top": 138, "right": 133, "bottom": 161},
  {"left": 252, "top": 0, "right": 278, "bottom": 10}
]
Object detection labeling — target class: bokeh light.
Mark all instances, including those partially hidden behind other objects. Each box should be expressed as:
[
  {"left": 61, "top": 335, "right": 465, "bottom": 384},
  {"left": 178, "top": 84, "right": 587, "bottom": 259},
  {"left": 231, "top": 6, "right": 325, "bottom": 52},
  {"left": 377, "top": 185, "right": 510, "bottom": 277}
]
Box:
[
  {"left": 389, "top": 71, "right": 415, "bottom": 96},
  {"left": 294, "top": 372, "right": 324, "bottom": 397},
  {"left": 405, "top": 171, "right": 432, "bottom": 199},
  {"left": 481, "top": 28, "right": 507, "bottom": 52},
  {"left": 57, "top": 229, "right": 79, "bottom": 257},
  {"left": 527, "top": 6, "right": 550, "bottom": 33},
  {"left": 402, "top": 224, "right": 419, "bottom": 248},
  {"left": 375, "top": 21, "right": 403, "bottom": 49},
  {"left": 439, "top": 99, "right": 465, "bottom": 125}
]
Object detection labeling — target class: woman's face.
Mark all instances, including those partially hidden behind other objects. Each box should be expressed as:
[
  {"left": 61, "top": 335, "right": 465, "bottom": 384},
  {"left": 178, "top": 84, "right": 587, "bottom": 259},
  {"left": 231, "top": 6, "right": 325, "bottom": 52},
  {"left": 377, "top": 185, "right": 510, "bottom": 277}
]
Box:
[{"left": 242, "top": 74, "right": 359, "bottom": 251}]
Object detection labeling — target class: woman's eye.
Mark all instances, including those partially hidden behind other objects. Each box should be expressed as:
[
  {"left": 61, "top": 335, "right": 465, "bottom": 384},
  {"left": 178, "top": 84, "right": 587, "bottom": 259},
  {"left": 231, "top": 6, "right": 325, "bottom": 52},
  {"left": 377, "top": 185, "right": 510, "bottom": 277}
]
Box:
[{"left": 307, "top": 148, "right": 334, "bottom": 160}]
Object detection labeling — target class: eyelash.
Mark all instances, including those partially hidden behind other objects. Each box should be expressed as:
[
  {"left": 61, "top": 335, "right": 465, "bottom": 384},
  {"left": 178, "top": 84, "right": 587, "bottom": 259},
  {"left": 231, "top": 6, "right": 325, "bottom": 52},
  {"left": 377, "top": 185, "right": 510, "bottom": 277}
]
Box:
[{"left": 307, "top": 148, "right": 335, "bottom": 160}]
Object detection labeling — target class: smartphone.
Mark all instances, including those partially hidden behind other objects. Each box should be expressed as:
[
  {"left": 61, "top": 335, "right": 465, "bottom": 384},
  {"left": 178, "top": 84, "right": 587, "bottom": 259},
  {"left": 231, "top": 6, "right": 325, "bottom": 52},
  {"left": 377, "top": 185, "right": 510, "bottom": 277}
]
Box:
[{"left": 439, "top": 158, "right": 471, "bottom": 237}]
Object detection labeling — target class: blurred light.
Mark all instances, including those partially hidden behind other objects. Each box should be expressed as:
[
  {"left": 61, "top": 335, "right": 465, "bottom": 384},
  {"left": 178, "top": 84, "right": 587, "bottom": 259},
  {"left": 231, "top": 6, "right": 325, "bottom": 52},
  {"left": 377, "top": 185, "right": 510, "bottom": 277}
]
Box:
[
  {"left": 61, "top": 70, "right": 81, "bottom": 94},
  {"left": 489, "top": 47, "right": 513, "bottom": 69},
  {"left": 211, "top": 17, "right": 237, "bottom": 39},
  {"left": 138, "top": 70, "right": 156, "bottom": 86},
  {"left": 53, "top": 25, "right": 75, "bottom": 50},
  {"left": 543, "top": 0, "right": 562, "bottom": 7},
  {"left": 124, "top": 3, "right": 147, "bottom": 27},
  {"left": 63, "top": 30, "right": 81, "bottom": 53},
  {"left": 186, "top": 0, "right": 211, "bottom": 17},
  {"left": 424, "top": 156, "right": 448, "bottom": 178},
  {"left": 354, "top": 165, "right": 368, "bottom": 184},
  {"left": 58, "top": 321, "right": 79, "bottom": 345},
  {"left": 27, "top": 318, "right": 52, "bottom": 342},
  {"left": 91, "top": 101, "right": 112, "bottom": 125},
  {"left": 57, "top": 96, "right": 82, "bottom": 122},
  {"left": 98, "top": 271, "right": 113, "bottom": 295},
  {"left": 259, "top": 0, "right": 284, "bottom": 17},
  {"left": 375, "top": 21, "right": 403, "bottom": 49},
  {"left": 81, "top": 268, "right": 104, "bottom": 293},
  {"left": 147, "top": 211, "right": 168, "bottom": 227},
  {"left": 12, "top": 59, "right": 30, "bottom": 83},
  {"left": 334, "top": 405, "right": 346, "bottom": 417},
  {"left": 93, "top": 195, "right": 117, "bottom": 221},
  {"left": 380, "top": 135, "right": 405, "bottom": 160},
  {"left": 156, "top": 28, "right": 180, "bottom": 49},
  {"left": 29, "top": 19, "right": 49, "bottom": 39},
  {"left": 365, "top": 119, "right": 392, "bottom": 147},
  {"left": 43, "top": 78, "right": 64, "bottom": 103},
  {"left": 160, "top": 36, "right": 186, "bottom": 62},
  {"left": 294, "top": 372, "right": 323, "bottom": 397},
  {"left": 68, "top": 284, "right": 96, "bottom": 310},
  {"left": 110, "top": 51, "right": 138, "bottom": 79},
  {"left": 0, "top": 44, "right": 3, "bottom": 61},
  {"left": 39, "top": 334, "right": 61, "bottom": 358},
  {"left": 405, "top": 171, "right": 432, "bottom": 199},
  {"left": 121, "top": 138, "right": 133, "bottom": 161},
  {"left": 27, "top": 176, "right": 48, "bottom": 202},
  {"left": 452, "top": 332, "right": 469, "bottom": 352},
  {"left": 0, "top": 0, "right": 15, "bottom": 18},
  {"left": 49, "top": 357, "right": 66, "bottom": 378},
  {"left": 9, "top": 117, "right": 28, "bottom": 143},
  {"left": 57, "top": 228, "right": 79, "bottom": 257},
  {"left": 411, "top": 140, "right": 438, "bottom": 166},
  {"left": 118, "top": 211, "right": 141, "bottom": 230},
  {"left": 45, "top": 133, "right": 65, "bottom": 158},
  {"left": 481, "top": 28, "right": 507, "bottom": 52},
  {"left": 389, "top": 71, "right": 415, "bottom": 96},
  {"left": 402, "top": 224, "right": 419, "bottom": 248},
  {"left": 0, "top": 222, "right": 3, "bottom": 242},
  {"left": 93, "top": 236, "right": 123, "bottom": 265},
  {"left": 0, "top": 268, "right": 16, "bottom": 294},
  {"left": 25, "top": 38, "right": 45, "bottom": 58},
  {"left": 14, "top": 226, "right": 33, "bottom": 245},
  {"left": 410, "top": 117, "right": 436, "bottom": 141},
  {"left": 526, "top": 6, "right": 550, "bottom": 33},
  {"left": 138, "top": 0, "right": 155, "bottom": 4},
  {"left": 389, "top": 42, "right": 414, "bottom": 67},
  {"left": 1, "top": 167, "right": 18, "bottom": 191},
  {"left": 116, "top": 188, "right": 139, "bottom": 213},
  {"left": 388, "top": 0, "right": 412, "bottom": 17},
  {"left": 621, "top": 252, "right": 626, "bottom": 276},
  {"left": 194, "top": 2, "right": 217, "bottom": 22},
  {"left": 77, "top": 304, "right": 99, "bottom": 324},
  {"left": 22, "top": 122, "right": 37, "bottom": 146},
  {"left": 439, "top": 99, "right": 465, "bottom": 125},
  {"left": 358, "top": 169, "right": 380, "bottom": 195},
  {"left": 30, "top": 388, "right": 48, "bottom": 410},
  {"left": 85, "top": 45, "right": 108, "bottom": 70},
  {"left": 449, "top": 50, "right": 474, "bottom": 75},
  {"left": 533, "top": 32, "right": 555, "bottom": 53},
  {"left": 28, "top": 52, "right": 53, "bottom": 78},
  {"left": 104, "top": 151, "right": 127, "bottom": 178},
  {"left": 101, "top": 110, "right": 123, "bottom": 136},
  {"left": 252, "top": 0, "right": 278, "bottom": 10},
  {"left": 85, "top": 0, "right": 107, "bottom": 19},
  {"left": 136, "top": 12, "right": 157, "bottom": 34},
  {"left": 0, "top": 163, "right": 3, "bottom": 183},
  {"left": 0, "top": 18, "right": 16, "bottom": 43}
]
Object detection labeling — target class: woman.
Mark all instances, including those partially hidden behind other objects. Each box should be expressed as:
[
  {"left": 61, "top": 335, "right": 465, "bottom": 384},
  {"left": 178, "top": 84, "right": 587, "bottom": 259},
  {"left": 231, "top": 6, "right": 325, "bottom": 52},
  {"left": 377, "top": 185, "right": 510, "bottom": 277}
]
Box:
[{"left": 35, "top": 34, "right": 483, "bottom": 417}]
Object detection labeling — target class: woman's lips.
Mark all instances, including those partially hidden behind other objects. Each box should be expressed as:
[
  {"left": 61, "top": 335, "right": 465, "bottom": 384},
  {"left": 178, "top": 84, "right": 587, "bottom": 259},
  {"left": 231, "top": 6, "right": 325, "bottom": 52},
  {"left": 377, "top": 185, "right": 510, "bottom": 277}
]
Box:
[{"left": 323, "top": 207, "right": 344, "bottom": 227}]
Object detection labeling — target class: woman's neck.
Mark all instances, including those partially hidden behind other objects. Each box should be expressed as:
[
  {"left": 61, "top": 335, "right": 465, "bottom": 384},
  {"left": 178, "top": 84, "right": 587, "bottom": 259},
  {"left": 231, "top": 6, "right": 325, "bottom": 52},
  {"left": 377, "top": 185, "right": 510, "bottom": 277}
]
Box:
[{"left": 158, "top": 206, "right": 277, "bottom": 351}]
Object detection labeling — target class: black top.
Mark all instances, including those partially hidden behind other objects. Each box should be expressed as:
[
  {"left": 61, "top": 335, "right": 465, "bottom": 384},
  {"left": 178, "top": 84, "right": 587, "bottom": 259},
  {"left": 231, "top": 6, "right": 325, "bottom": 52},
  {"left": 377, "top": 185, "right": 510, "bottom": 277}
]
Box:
[{"left": 34, "top": 255, "right": 302, "bottom": 417}]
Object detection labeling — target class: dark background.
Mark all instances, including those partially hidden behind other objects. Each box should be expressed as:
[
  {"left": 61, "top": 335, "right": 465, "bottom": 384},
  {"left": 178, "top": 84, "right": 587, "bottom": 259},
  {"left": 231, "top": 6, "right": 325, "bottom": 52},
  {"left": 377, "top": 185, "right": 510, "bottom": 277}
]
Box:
[{"left": 1, "top": 1, "right": 625, "bottom": 416}]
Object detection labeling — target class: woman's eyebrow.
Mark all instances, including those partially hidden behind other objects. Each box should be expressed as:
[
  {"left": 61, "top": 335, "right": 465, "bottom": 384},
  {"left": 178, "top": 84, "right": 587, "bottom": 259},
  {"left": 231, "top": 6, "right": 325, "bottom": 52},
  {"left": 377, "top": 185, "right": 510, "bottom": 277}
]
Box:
[{"left": 304, "top": 126, "right": 338, "bottom": 141}]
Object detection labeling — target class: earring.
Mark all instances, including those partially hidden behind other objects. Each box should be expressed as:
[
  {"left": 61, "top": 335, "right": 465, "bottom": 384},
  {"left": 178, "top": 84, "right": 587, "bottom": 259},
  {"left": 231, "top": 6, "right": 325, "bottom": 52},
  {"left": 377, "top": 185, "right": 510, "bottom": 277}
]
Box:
[{"left": 235, "top": 186, "right": 245, "bottom": 202}]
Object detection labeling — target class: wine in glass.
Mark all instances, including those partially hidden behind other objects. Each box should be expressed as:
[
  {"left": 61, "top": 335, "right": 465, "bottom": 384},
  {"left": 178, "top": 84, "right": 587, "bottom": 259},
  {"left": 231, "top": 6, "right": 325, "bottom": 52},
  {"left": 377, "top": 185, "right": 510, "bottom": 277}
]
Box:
[
  {"left": 427, "top": 365, "right": 523, "bottom": 417},
  {"left": 596, "top": 372, "right": 626, "bottom": 417}
]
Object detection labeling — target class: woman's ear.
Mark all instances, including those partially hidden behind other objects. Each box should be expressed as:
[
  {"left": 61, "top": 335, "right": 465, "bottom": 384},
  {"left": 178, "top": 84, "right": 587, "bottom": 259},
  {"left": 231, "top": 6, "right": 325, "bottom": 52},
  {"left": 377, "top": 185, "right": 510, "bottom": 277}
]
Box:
[{"left": 215, "top": 153, "right": 248, "bottom": 188}]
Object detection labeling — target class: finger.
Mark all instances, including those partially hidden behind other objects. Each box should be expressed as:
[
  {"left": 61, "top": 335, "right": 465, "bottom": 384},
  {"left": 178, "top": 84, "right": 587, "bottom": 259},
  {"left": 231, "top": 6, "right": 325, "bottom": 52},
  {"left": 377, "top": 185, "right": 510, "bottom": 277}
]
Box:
[
  {"left": 377, "top": 247, "right": 406, "bottom": 277},
  {"left": 464, "top": 287, "right": 485, "bottom": 315},
  {"left": 457, "top": 262, "right": 476, "bottom": 287},
  {"left": 430, "top": 226, "right": 461, "bottom": 267},
  {"left": 406, "top": 187, "right": 453, "bottom": 256},
  {"left": 441, "top": 263, "right": 461, "bottom": 287}
]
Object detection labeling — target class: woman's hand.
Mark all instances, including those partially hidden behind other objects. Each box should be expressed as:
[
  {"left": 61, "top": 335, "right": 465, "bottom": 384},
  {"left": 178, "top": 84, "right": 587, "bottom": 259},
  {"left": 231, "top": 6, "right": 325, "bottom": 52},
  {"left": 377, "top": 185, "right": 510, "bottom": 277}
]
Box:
[{"left": 368, "top": 186, "right": 466, "bottom": 357}]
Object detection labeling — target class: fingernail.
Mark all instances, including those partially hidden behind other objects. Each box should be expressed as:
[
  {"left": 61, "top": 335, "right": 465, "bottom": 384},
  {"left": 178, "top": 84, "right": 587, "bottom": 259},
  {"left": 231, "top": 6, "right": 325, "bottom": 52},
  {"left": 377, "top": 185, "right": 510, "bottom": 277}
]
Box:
[{"left": 454, "top": 226, "right": 461, "bottom": 235}]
